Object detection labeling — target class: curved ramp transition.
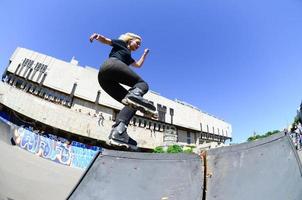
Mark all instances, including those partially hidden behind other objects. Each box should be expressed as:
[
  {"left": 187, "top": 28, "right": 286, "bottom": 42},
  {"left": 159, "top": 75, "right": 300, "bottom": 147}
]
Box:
[{"left": 206, "top": 133, "right": 302, "bottom": 200}]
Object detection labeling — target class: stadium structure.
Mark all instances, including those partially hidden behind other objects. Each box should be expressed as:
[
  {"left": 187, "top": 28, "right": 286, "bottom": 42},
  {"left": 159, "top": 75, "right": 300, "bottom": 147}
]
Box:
[{"left": 0, "top": 47, "right": 232, "bottom": 151}]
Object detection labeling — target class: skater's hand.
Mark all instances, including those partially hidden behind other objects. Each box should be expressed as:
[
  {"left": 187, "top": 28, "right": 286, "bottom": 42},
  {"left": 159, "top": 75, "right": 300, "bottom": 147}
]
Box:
[
  {"left": 89, "top": 33, "right": 112, "bottom": 45},
  {"left": 89, "top": 33, "right": 99, "bottom": 43},
  {"left": 132, "top": 48, "right": 150, "bottom": 68},
  {"left": 143, "top": 48, "right": 150, "bottom": 56}
]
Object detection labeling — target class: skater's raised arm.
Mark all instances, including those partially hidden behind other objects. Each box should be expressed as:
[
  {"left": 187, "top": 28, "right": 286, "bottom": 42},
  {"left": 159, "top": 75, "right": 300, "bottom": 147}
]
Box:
[
  {"left": 131, "top": 49, "right": 149, "bottom": 68},
  {"left": 89, "top": 33, "right": 112, "bottom": 45}
]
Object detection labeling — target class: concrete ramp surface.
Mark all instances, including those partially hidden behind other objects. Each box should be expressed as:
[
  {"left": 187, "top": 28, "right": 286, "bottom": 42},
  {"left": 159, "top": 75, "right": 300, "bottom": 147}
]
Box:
[
  {"left": 1, "top": 114, "right": 302, "bottom": 200},
  {"left": 206, "top": 133, "right": 302, "bottom": 200},
  {"left": 0, "top": 119, "right": 83, "bottom": 200},
  {"left": 68, "top": 150, "right": 204, "bottom": 200}
]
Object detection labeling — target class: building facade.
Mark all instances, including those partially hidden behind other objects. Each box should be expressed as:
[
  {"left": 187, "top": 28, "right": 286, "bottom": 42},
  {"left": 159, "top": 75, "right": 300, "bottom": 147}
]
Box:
[{"left": 0, "top": 47, "right": 232, "bottom": 150}]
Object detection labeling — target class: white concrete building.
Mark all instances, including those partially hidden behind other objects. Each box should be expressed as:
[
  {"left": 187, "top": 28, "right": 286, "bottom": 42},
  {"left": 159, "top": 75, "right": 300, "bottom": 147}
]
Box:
[{"left": 0, "top": 47, "right": 232, "bottom": 150}]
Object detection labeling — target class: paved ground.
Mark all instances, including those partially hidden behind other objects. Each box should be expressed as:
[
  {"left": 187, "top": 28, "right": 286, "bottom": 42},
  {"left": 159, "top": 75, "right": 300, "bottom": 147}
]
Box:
[{"left": 0, "top": 126, "right": 83, "bottom": 200}]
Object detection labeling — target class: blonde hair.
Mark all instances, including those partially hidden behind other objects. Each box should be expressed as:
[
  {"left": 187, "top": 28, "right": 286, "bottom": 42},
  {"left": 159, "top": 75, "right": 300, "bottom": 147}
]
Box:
[{"left": 118, "top": 32, "right": 142, "bottom": 43}]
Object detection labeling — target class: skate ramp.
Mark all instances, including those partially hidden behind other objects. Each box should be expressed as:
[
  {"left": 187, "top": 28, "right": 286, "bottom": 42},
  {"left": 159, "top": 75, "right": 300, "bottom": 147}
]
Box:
[
  {"left": 1, "top": 115, "right": 302, "bottom": 200},
  {"left": 206, "top": 133, "right": 302, "bottom": 200},
  {"left": 68, "top": 150, "right": 204, "bottom": 200},
  {"left": 0, "top": 118, "right": 83, "bottom": 200}
]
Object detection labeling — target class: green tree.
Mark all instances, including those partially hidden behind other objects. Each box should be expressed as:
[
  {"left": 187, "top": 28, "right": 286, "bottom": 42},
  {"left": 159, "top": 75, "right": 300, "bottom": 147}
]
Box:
[
  {"left": 167, "top": 145, "right": 183, "bottom": 153},
  {"left": 292, "top": 116, "right": 300, "bottom": 128},
  {"left": 247, "top": 130, "right": 279, "bottom": 142},
  {"left": 153, "top": 146, "right": 165, "bottom": 153},
  {"left": 183, "top": 147, "right": 193, "bottom": 153}
]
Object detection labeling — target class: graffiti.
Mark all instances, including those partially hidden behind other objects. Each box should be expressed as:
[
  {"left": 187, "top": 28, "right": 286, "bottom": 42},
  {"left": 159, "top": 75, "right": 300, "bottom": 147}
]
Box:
[
  {"left": 13, "top": 127, "right": 100, "bottom": 169},
  {"left": 19, "top": 128, "right": 38, "bottom": 153}
]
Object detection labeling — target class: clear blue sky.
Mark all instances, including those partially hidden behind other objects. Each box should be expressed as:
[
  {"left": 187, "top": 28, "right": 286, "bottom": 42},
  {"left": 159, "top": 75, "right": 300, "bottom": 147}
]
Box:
[{"left": 1, "top": 0, "right": 302, "bottom": 143}]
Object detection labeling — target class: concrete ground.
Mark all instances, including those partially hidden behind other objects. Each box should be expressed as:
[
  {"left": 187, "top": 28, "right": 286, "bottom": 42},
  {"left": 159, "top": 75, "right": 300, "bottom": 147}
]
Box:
[{"left": 0, "top": 139, "right": 83, "bottom": 200}]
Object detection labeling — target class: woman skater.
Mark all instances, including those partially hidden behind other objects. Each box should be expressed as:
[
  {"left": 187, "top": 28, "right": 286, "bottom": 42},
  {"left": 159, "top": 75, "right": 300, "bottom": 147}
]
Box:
[{"left": 89, "top": 32, "right": 156, "bottom": 149}]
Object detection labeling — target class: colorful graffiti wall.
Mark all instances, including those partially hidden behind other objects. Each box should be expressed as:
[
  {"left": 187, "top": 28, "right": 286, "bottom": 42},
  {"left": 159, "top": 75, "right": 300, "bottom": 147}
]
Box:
[{"left": 13, "top": 127, "right": 101, "bottom": 169}]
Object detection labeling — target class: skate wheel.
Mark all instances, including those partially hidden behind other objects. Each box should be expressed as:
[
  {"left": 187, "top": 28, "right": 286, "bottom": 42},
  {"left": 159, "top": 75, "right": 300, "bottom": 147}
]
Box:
[{"left": 107, "top": 139, "right": 138, "bottom": 151}]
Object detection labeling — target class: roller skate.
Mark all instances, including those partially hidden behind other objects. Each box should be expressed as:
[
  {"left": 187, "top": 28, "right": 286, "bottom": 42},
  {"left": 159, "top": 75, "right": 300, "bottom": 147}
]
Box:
[
  {"left": 122, "top": 88, "right": 158, "bottom": 119},
  {"left": 106, "top": 121, "right": 138, "bottom": 151}
]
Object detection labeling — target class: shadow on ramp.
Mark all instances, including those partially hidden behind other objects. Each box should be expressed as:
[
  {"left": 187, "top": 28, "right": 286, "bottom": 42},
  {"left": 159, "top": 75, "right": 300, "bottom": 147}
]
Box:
[{"left": 68, "top": 150, "right": 204, "bottom": 200}]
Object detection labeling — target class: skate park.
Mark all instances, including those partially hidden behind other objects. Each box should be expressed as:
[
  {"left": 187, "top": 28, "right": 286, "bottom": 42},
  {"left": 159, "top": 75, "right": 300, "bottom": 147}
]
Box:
[
  {"left": 2, "top": 0, "right": 302, "bottom": 199},
  {"left": 0, "top": 49, "right": 301, "bottom": 199},
  {"left": 1, "top": 115, "right": 302, "bottom": 200}
]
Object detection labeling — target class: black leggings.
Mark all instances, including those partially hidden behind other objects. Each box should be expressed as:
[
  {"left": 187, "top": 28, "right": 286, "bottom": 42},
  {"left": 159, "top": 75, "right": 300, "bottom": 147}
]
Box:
[{"left": 98, "top": 58, "right": 149, "bottom": 125}]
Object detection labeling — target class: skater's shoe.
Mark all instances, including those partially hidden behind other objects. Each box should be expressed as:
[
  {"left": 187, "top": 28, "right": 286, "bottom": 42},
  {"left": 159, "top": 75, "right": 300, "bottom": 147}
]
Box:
[
  {"left": 107, "top": 121, "right": 137, "bottom": 148},
  {"left": 122, "top": 88, "right": 156, "bottom": 113}
]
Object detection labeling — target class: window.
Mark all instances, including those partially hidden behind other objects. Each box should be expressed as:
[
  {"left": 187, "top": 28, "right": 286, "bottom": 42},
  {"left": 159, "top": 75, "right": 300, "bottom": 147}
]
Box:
[
  {"left": 132, "top": 117, "right": 137, "bottom": 126},
  {"left": 187, "top": 132, "right": 191, "bottom": 144},
  {"left": 36, "top": 71, "right": 43, "bottom": 82},
  {"left": 157, "top": 124, "right": 161, "bottom": 131},
  {"left": 30, "top": 70, "right": 37, "bottom": 80},
  {"left": 15, "top": 79, "right": 23, "bottom": 88},
  {"left": 95, "top": 90, "right": 101, "bottom": 104},
  {"left": 14, "top": 64, "right": 21, "bottom": 74},
  {"left": 157, "top": 104, "right": 167, "bottom": 122},
  {"left": 25, "top": 68, "right": 33, "bottom": 80},
  {"left": 41, "top": 64, "right": 48, "bottom": 73},
  {"left": 39, "top": 73, "right": 47, "bottom": 86},
  {"left": 23, "top": 66, "right": 30, "bottom": 77},
  {"left": 170, "top": 108, "right": 174, "bottom": 124}
]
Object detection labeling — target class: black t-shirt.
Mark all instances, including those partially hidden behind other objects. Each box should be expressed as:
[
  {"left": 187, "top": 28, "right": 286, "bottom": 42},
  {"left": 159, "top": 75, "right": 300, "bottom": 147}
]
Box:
[{"left": 109, "top": 39, "right": 135, "bottom": 65}]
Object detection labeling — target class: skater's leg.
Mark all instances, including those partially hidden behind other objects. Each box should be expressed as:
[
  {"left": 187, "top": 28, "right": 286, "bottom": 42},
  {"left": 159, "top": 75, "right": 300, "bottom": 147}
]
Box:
[
  {"left": 103, "top": 61, "right": 155, "bottom": 111},
  {"left": 99, "top": 58, "right": 149, "bottom": 94},
  {"left": 98, "top": 80, "right": 137, "bottom": 145},
  {"left": 98, "top": 73, "right": 128, "bottom": 102},
  {"left": 98, "top": 75, "right": 136, "bottom": 124},
  {"left": 98, "top": 58, "right": 148, "bottom": 96},
  {"left": 103, "top": 62, "right": 156, "bottom": 111},
  {"left": 98, "top": 59, "right": 154, "bottom": 119},
  {"left": 116, "top": 107, "right": 136, "bottom": 125},
  {"left": 98, "top": 68, "right": 138, "bottom": 146},
  {"left": 109, "top": 120, "right": 137, "bottom": 146},
  {"left": 98, "top": 59, "right": 155, "bottom": 146}
]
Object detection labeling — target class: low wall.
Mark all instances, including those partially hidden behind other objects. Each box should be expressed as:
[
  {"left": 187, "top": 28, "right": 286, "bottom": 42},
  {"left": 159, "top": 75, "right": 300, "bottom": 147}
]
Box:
[{"left": 0, "top": 116, "right": 100, "bottom": 169}]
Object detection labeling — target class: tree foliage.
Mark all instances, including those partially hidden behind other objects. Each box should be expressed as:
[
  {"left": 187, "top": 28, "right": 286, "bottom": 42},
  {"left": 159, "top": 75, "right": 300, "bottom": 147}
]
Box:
[
  {"left": 153, "top": 145, "right": 194, "bottom": 153},
  {"left": 247, "top": 130, "right": 279, "bottom": 142},
  {"left": 153, "top": 146, "right": 165, "bottom": 153},
  {"left": 167, "top": 145, "right": 183, "bottom": 153}
]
